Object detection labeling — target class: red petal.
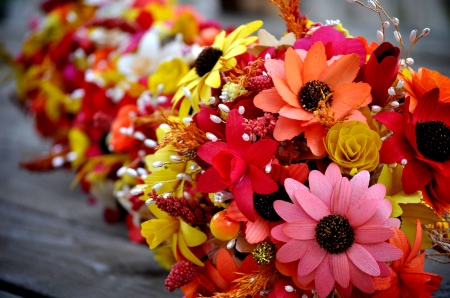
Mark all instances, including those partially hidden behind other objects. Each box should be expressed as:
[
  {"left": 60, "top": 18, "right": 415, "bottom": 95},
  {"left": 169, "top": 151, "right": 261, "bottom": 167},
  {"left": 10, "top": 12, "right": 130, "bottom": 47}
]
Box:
[
  {"left": 248, "top": 165, "right": 278, "bottom": 194},
  {"left": 378, "top": 134, "right": 415, "bottom": 165},
  {"left": 197, "top": 141, "right": 228, "bottom": 164},
  {"left": 401, "top": 159, "right": 433, "bottom": 194},
  {"left": 227, "top": 201, "right": 248, "bottom": 222},
  {"left": 197, "top": 168, "right": 228, "bottom": 193},
  {"left": 244, "top": 139, "right": 278, "bottom": 169},
  {"left": 233, "top": 175, "right": 256, "bottom": 221},
  {"left": 226, "top": 109, "right": 250, "bottom": 154},
  {"left": 373, "top": 111, "right": 405, "bottom": 135},
  {"left": 287, "top": 163, "right": 309, "bottom": 183}
]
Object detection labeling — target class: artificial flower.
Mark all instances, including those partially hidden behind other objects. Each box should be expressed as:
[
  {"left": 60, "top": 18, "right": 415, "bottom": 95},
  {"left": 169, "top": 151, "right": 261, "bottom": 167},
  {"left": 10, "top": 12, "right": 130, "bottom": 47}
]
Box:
[
  {"left": 149, "top": 57, "right": 189, "bottom": 94},
  {"left": 374, "top": 88, "right": 450, "bottom": 216},
  {"left": 325, "top": 120, "right": 382, "bottom": 175},
  {"left": 361, "top": 42, "right": 400, "bottom": 107},
  {"left": 141, "top": 203, "right": 207, "bottom": 266},
  {"left": 254, "top": 43, "right": 371, "bottom": 156},
  {"left": 372, "top": 220, "right": 442, "bottom": 297},
  {"left": 272, "top": 163, "right": 402, "bottom": 297},
  {"left": 197, "top": 109, "right": 278, "bottom": 222},
  {"left": 401, "top": 67, "right": 450, "bottom": 112},
  {"left": 173, "top": 20, "right": 262, "bottom": 112}
]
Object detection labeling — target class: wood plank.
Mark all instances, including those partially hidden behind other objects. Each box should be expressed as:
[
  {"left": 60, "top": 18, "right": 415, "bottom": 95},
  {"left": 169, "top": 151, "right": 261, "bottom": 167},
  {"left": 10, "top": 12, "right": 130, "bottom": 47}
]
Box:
[{"left": 0, "top": 200, "right": 181, "bottom": 298}]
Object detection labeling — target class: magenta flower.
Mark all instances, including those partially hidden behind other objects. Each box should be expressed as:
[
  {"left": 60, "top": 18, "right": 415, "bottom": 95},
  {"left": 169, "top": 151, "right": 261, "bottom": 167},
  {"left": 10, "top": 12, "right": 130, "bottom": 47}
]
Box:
[
  {"left": 197, "top": 109, "right": 278, "bottom": 221},
  {"left": 271, "top": 163, "right": 402, "bottom": 297}
]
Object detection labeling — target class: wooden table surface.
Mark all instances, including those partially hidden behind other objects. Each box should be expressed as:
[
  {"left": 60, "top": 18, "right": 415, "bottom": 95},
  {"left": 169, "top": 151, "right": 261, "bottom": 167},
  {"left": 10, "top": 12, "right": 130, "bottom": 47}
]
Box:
[{"left": 0, "top": 1, "right": 449, "bottom": 297}]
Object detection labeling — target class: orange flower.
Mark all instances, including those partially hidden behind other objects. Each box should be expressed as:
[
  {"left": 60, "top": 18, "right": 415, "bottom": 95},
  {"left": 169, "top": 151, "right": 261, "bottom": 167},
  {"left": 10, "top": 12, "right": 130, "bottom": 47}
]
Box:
[
  {"left": 371, "top": 220, "right": 442, "bottom": 297},
  {"left": 402, "top": 67, "right": 450, "bottom": 112},
  {"left": 254, "top": 42, "right": 371, "bottom": 156}
]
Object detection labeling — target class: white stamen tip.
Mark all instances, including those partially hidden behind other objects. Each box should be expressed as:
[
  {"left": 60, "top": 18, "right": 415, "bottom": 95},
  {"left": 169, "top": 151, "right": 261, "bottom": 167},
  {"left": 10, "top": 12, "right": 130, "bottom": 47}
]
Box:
[
  {"left": 134, "top": 131, "right": 146, "bottom": 140},
  {"left": 238, "top": 106, "right": 245, "bottom": 115},
  {"left": 144, "top": 139, "right": 157, "bottom": 148},
  {"left": 367, "top": 0, "right": 376, "bottom": 10},
  {"left": 382, "top": 21, "right": 390, "bottom": 28},
  {"left": 406, "top": 57, "right": 414, "bottom": 65},
  {"left": 422, "top": 28, "right": 430, "bottom": 36},
  {"left": 152, "top": 161, "right": 164, "bottom": 168},
  {"left": 218, "top": 104, "right": 230, "bottom": 113},
  {"left": 401, "top": 159, "right": 408, "bottom": 165},
  {"left": 390, "top": 101, "right": 399, "bottom": 108},
  {"left": 209, "top": 97, "right": 216, "bottom": 105},
  {"left": 210, "top": 115, "right": 222, "bottom": 124},
  {"left": 170, "top": 155, "right": 182, "bottom": 162},
  {"left": 388, "top": 87, "right": 396, "bottom": 96},
  {"left": 376, "top": 30, "right": 384, "bottom": 43},
  {"left": 157, "top": 84, "right": 164, "bottom": 95},
  {"left": 264, "top": 53, "right": 271, "bottom": 60},
  {"left": 51, "top": 156, "right": 65, "bottom": 168},
  {"left": 182, "top": 117, "right": 193, "bottom": 123},
  {"left": 242, "top": 133, "right": 250, "bottom": 141},
  {"left": 285, "top": 285, "right": 294, "bottom": 293},
  {"left": 396, "top": 80, "right": 404, "bottom": 89},
  {"left": 392, "top": 17, "right": 399, "bottom": 26},
  {"left": 206, "top": 132, "right": 218, "bottom": 142},
  {"left": 126, "top": 168, "right": 138, "bottom": 177},
  {"left": 410, "top": 30, "right": 417, "bottom": 43},
  {"left": 137, "top": 167, "right": 147, "bottom": 176},
  {"left": 393, "top": 31, "right": 401, "bottom": 43},
  {"left": 145, "top": 199, "right": 153, "bottom": 205},
  {"left": 265, "top": 164, "right": 272, "bottom": 173},
  {"left": 189, "top": 163, "right": 199, "bottom": 170},
  {"left": 117, "top": 166, "right": 127, "bottom": 177},
  {"left": 130, "top": 188, "right": 143, "bottom": 195},
  {"left": 152, "top": 182, "right": 163, "bottom": 190},
  {"left": 183, "top": 87, "right": 192, "bottom": 99},
  {"left": 226, "top": 239, "right": 236, "bottom": 249},
  {"left": 371, "top": 105, "right": 382, "bottom": 113},
  {"left": 66, "top": 151, "right": 77, "bottom": 162}
]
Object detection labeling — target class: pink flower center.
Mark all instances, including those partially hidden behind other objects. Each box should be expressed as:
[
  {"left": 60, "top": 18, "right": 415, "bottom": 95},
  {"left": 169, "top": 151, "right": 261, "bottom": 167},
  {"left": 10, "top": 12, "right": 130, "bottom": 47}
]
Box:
[
  {"left": 315, "top": 214, "right": 354, "bottom": 254},
  {"left": 212, "top": 150, "right": 247, "bottom": 186}
]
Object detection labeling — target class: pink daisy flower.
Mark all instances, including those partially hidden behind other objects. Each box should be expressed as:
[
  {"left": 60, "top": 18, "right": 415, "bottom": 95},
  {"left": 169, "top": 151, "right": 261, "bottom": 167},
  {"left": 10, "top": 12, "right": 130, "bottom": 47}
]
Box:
[{"left": 271, "top": 163, "right": 403, "bottom": 297}]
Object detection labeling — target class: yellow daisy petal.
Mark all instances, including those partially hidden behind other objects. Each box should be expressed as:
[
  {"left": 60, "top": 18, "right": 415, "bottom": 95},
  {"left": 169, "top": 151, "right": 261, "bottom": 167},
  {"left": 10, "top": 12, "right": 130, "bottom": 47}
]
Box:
[
  {"left": 177, "top": 230, "right": 204, "bottom": 266},
  {"left": 205, "top": 70, "right": 221, "bottom": 88},
  {"left": 179, "top": 220, "right": 207, "bottom": 247}
]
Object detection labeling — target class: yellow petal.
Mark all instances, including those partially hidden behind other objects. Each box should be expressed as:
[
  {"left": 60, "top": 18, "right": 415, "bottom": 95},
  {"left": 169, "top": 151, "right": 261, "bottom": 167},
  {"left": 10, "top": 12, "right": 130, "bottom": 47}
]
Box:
[
  {"left": 400, "top": 219, "right": 433, "bottom": 250},
  {"left": 387, "top": 196, "right": 403, "bottom": 218},
  {"left": 205, "top": 70, "right": 221, "bottom": 88},
  {"left": 179, "top": 220, "right": 207, "bottom": 247},
  {"left": 146, "top": 218, "right": 179, "bottom": 249},
  {"left": 149, "top": 203, "right": 170, "bottom": 219},
  {"left": 177, "top": 230, "right": 204, "bottom": 266}
]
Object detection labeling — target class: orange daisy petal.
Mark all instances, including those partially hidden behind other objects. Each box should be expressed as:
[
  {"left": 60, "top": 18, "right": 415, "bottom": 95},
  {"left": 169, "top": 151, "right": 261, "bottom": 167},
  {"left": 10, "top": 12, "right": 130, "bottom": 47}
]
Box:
[
  {"left": 285, "top": 47, "right": 304, "bottom": 95},
  {"left": 303, "top": 41, "right": 327, "bottom": 83},
  {"left": 319, "top": 53, "right": 360, "bottom": 88},
  {"left": 304, "top": 123, "right": 327, "bottom": 157},
  {"left": 279, "top": 105, "right": 313, "bottom": 121},
  {"left": 254, "top": 87, "right": 286, "bottom": 113},
  {"left": 331, "top": 82, "right": 371, "bottom": 119},
  {"left": 265, "top": 58, "right": 286, "bottom": 80},
  {"left": 273, "top": 116, "right": 305, "bottom": 141},
  {"left": 273, "top": 77, "right": 301, "bottom": 108},
  {"left": 245, "top": 214, "right": 269, "bottom": 244}
]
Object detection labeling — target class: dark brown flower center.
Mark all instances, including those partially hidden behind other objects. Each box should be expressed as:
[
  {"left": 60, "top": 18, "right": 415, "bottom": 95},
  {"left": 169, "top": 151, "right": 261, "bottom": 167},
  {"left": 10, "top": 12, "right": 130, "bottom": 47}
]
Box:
[
  {"left": 299, "top": 80, "right": 332, "bottom": 112},
  {"left": 315, "top": 214, "right": 354, "bottom": 254},
  {"left": 194, "top": 47, "right": 223, "bottom": 77},
  {"left": 253, "top": 184, "right": 290, "bottom": 222},
  {"left": 416, "top": 120, "right": 450, "bottom": 162}
]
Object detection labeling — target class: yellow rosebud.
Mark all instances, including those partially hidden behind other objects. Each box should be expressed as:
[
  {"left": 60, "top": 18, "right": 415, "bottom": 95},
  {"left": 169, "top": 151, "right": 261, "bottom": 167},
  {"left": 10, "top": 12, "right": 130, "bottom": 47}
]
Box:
[{"left": 325, "top": 120, "right": 382, "bottom": 175}]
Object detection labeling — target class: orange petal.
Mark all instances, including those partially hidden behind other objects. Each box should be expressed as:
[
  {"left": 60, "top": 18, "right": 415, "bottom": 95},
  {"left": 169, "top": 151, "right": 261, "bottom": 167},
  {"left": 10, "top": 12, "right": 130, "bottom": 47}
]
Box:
[
  {"left": 273, "top": 77, "right": 300, "bottom": 108},
  {"left": 303, "top": 42, "right": 327, "bottom": 83},
  {"left": 216, "top": 248, "right": 239, "bottom": 283},
  {"left": 319, "top": 53, "right": 360, "bottom": 88},
  {"left": 285, "top": 48, "right": 304, "bottom": 95},
  {"left": 273, "top": 116, "right": 305, "bottom": 141},
  {"left": 239, "top": 254, "right": 259, "bottom": 273},
  {"left": 205, "top": 260, "right": 229, "bottom": 292},
  {"left": 254, "top": 87, "right": 286, "bottom": 113},
  {"left": 265, "top": 58, "right": 286, "bottom": 80},
  {"left": 279, "top": 105, "right": 313, "bottom": 120},
  {"left": 331, "top": 82, "right": 371, "bottom": 119},
  {"left": 245, "top": 214, "right": 269, "bottom": 244},
  {"left": 227, "top": 201, "right": 248, "bottom": 222},
  {"left": 304, "top": 123, "right": 327, "bottom": 157}
]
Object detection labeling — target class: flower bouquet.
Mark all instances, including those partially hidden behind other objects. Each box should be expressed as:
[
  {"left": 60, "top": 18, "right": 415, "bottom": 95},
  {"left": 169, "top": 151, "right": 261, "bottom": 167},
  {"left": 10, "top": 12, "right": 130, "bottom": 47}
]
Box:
[{"left": 14, "top": 0, "right": 450, "bottom": 297}]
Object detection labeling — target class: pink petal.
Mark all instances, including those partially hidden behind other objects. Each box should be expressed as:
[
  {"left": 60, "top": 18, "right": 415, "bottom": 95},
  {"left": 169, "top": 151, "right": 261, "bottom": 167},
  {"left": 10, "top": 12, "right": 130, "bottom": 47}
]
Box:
[
  {"left": 273, "top": 200, "right": 315, "bottom": 223},
  {"left": 345, "top": 198, "right": 380, "bottom": 228},
  {"left": 331, "top": 253, "right": 350, "bottom": 288},
  {"left": 384, "top": 218, "right": 400, "bottom": 228},
  {"left": 364, "top": 183, "right": 386, "bottom": 200},
  {"left": 296, "top": 270, "right": 315, "bottom": 285},
  {"left": 325, "top": 163, "right": 342, "bottom": 188},
  {"left": 226, "top": 109, "right": 250, "bottom": 154},
  {"left": 331, "top": 177, "right": 352, "bottom": 215},
  {"left": 233, "top": 175, "right": 256, "bottom": 221},
  {"left": 273, "top": 77, "right": 301, "bottom": 108},
  {"left": 271, "top": 223, "right": 291, "bottom": 242},
  {"left": 284, "top": 178, "right": 309, "bottom": 203},
  {"left": 308, "top": 170, "right": 333, "bottom": 207},
  {"left": 377, "top": 262, "right": 392, "bottom": 278},
  {"left": 348, "top": 259, "right": 376, "bottom": 294},
  {"left": 276, "top": 239, "right": 313, "bottom": 263},
  {"left": 297, "top": 189, "right": 330, "bottom": 221},
  {"left": 247, "top": 165, "right": 278, "bottom": 194},
  {"left": 364, "top": 199, "right": 392, "bottom": 226},
  {"left": 343, "top": 38, "right": 367, "bottom": 66},
  {"left": 297, "top": 241, "right": 327, "bottom": 276},
  {"left": 349, "top": 170, "right": 370, "bottom": 207},
  {"left": 244, "top": 139, "right": 278, "bottom": 169},
  {"left": 265, "top": 58, "right": 286, "bottom": 79},
  {"left": 314, "top": 254, "right": 335, "bottom": 298},
  {"left": 245, "top": 215, "right": 269, "bottom": 244},
  {"left": 282, "top": 222, "right": 316, "bottom": 240},
  {"left": 362, "top": 242, "right": 403, "bottom": 262},
  {"left": 197, "top": 141, "right": 228, "bottom": 164},
  {"left": 346, "top": 243, "right": 380, "bottom": 276},
  {"left": 197, "top": 168, "right": 228, "bottom": 193},
  {"left": 354, "top": 225, "right": 395, "bottom": 244}
]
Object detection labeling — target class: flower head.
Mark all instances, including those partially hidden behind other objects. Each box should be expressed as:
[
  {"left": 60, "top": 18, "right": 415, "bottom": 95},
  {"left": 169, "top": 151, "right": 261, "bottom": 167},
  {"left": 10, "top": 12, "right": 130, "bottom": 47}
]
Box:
[
  {"left": 272, "top": 163, "right": 402, "bottom": 297},
  {"left": 254, "top": 43, "right": 371, "bottom": 156}
]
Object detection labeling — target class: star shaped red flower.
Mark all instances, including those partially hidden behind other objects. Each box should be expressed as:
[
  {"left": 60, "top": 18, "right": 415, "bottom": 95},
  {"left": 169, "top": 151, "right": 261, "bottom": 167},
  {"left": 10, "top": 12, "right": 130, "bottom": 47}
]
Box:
[{"left": 197, "top": 109, "right": 278, "bottom": 221}]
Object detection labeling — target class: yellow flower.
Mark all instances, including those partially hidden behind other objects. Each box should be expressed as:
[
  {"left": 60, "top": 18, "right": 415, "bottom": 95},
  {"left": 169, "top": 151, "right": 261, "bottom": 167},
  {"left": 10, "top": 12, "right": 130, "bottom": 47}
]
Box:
[
  {"left": 173, "top": 20, "right": 262, "bottom": 116},
  {"left": 149, "top": 58, "right": 189, "bottom": 95},
  {"left": 141, "top": 203, "right": 207, "bottom": 266},
  {"left": 325, "top": 120, "right": 381, "bottom": 175},
  {"left": 378, "top": 165, "right": 440, "bottom": 250}
]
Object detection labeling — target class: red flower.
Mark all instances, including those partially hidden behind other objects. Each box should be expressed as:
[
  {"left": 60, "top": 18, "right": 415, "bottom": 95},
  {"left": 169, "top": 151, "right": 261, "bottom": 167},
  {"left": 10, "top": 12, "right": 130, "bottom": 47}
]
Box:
[
  {"left": 197, "top": 109, "right": 278, "bottom": 221},
  {"left": 362, "top": 42, "right": 400, "bottom": 107},
  {"left": 374, "top": 88, "right": 450, "bottom": 215}
]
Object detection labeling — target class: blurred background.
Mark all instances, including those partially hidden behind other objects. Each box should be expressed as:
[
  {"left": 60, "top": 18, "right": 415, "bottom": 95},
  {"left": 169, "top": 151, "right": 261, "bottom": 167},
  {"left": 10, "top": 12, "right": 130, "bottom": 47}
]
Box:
[{"left": 0, "top": 0, "right": 449, "bottom": 297}]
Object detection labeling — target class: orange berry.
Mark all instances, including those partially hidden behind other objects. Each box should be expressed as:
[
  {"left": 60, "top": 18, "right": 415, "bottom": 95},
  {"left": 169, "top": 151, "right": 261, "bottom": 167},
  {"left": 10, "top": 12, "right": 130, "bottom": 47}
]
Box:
[{"left": 210, "top": 211, "right": 240, "bottom": 241}]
